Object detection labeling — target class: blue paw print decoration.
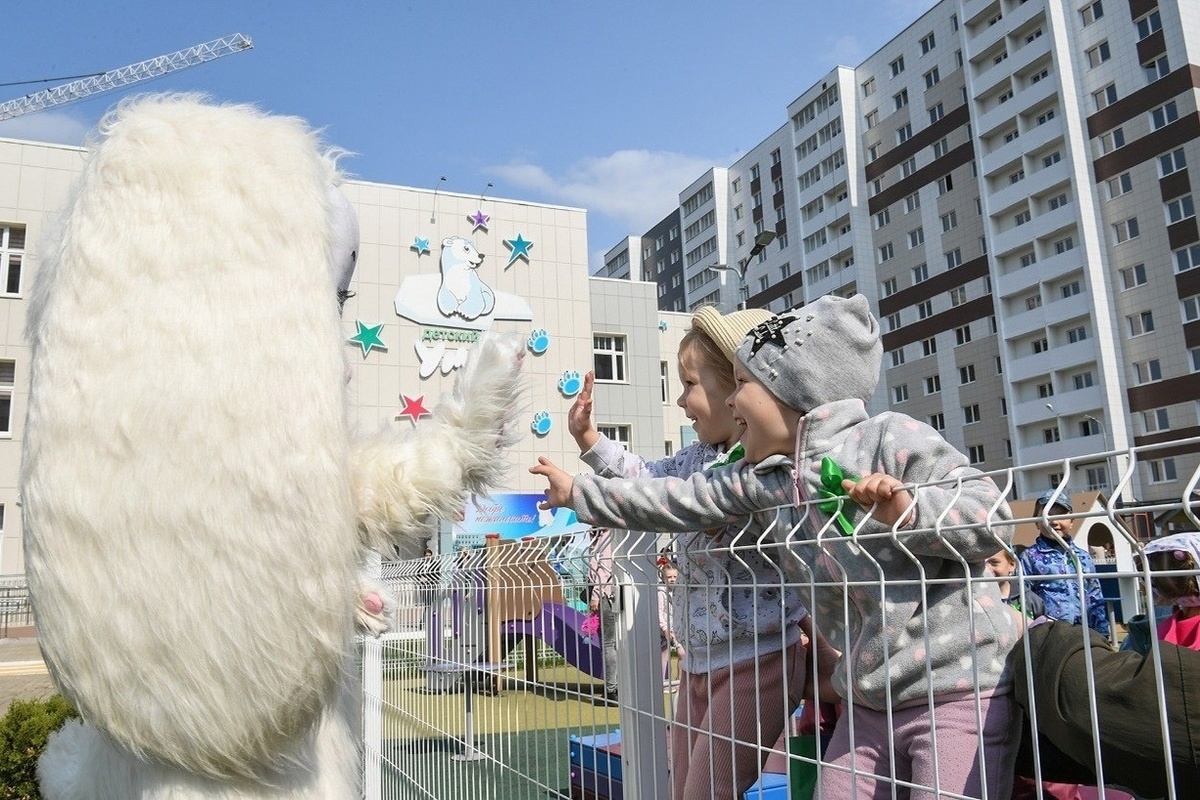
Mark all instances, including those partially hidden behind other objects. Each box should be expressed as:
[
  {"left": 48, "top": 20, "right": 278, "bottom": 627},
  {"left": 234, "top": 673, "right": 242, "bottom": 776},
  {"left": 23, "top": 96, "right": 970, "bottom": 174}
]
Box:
[
  {"left": 558, "top": 370, "right": 583, "bottom": 397},
  {"left": 531, "top": 411, "right": 553, "bottom": 436},
  {"left": 528, "top": 328, "right": 551, "bottom": 355}
]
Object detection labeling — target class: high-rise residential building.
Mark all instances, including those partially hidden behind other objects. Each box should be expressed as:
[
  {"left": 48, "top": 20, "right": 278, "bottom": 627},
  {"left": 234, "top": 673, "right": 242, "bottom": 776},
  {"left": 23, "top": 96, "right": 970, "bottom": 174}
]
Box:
[{"left": 604, "top": 0, "right": 1200, "bottom": 512}]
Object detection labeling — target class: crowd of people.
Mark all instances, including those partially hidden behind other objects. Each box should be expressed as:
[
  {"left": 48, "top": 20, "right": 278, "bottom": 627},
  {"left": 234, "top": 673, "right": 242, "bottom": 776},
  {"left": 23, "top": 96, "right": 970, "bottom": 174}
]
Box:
[{"left": 529, "top": 296, "right": 1200, "bottom": 799}]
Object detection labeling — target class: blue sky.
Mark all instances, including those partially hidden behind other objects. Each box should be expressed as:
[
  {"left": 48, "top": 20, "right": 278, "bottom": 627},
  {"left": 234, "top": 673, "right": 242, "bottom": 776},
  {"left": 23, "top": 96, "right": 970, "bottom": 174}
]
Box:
[{"left": 2, "top": 0, "right": 936, "bottom": 270}]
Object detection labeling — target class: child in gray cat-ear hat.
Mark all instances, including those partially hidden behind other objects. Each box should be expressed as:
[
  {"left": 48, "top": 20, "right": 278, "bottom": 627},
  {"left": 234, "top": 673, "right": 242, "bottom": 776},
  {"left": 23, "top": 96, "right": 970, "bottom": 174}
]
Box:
[{"left": 533, "top": 293, "right": 1021, "bottom": 800}]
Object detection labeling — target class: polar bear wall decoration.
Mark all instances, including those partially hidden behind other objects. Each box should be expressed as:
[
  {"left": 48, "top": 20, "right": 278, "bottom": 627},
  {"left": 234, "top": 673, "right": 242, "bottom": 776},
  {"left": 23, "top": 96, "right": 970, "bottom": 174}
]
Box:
[
  {"left": 436, "top": 235, "right": 496, "bottom": 320},
  {"left": 21, "top": 94, "right": 525, "bottom": 798}
]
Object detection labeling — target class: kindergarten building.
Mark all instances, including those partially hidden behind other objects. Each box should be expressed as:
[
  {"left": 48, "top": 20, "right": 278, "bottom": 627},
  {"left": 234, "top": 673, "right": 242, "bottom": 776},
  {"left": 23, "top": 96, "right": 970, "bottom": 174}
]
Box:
[{"left": 0, "top": 135, "right": 691, "bottom": 576}]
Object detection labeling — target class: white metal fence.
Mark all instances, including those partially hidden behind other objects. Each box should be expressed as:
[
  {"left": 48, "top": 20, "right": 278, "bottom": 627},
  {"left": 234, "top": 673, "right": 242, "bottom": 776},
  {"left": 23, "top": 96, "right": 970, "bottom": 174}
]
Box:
[{"left": 362, "top": 445, "right": 1200, "bottom": 800}]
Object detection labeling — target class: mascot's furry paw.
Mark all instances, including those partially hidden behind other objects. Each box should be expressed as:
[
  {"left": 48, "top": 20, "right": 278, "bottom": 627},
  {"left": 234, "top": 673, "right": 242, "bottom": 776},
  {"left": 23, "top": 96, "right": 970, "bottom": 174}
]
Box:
[
  {"left": 353, "top": 331, "right": 525, "bottom": 558},
  {"left": 355, "top": 575, "right": 396, "bottom": 637}
]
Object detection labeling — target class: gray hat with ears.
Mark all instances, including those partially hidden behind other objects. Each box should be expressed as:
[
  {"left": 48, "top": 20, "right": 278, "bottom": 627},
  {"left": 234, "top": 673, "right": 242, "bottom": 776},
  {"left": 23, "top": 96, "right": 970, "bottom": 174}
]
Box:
[{"left": 734, "top": 294, "right": 883, "bottom": 413}]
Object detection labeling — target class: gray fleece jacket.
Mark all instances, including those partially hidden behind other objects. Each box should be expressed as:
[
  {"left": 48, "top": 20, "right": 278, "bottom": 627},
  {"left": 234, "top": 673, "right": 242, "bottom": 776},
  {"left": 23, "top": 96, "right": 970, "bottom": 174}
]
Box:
[
  {"left": 572, "top": 398, "right": 1020, "bottom": 711},
  {"left": 581, "top": 436, "right": 805, "bottom": 674}
]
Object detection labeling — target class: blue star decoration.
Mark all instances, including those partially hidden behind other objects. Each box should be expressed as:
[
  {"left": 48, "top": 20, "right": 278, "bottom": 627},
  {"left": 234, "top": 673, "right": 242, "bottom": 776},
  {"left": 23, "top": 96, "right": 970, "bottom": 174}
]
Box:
[
  {"left": 659, "top": 321, "right": 669, "bottom": 332},
  {"left": 349, "top": 320, "right": 387, "bottom": 356},
  {"left": 411, "top": 236, "right": 431, "bottom": 255},
  {"left": 469, "top": 210, "right": 490, "bottom": 231},
  {"left": 503, "top": 233, "right": 534, "bottom": 268}
]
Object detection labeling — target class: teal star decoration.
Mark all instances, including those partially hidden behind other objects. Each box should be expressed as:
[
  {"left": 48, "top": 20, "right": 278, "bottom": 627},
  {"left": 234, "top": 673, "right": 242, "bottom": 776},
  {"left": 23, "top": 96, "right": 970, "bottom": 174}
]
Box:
[
  {"left": 503, "top": 233, "right": 534, "bottom": 268},
  {"left": 659, "top": 321, "right": 669, "bottom": 332},
  {"left": 411, "top": 236, "right": 431, "bottom": 255},
  {"left": 349, "top": 320, "right": 387, "bottom": 356}
]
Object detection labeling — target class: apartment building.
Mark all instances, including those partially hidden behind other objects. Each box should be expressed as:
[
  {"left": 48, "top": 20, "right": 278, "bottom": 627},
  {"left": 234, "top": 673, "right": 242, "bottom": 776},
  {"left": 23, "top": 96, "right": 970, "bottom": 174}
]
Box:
[{"left": 605, "top": 0, "right": 1200, "bottom": 511}]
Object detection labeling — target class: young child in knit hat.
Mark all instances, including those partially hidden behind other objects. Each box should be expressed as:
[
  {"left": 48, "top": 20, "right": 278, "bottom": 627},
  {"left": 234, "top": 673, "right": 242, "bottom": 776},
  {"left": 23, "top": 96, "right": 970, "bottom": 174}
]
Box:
[
  {"left": 1136, "top": 532, "right": 1200, "bottom": 652},
  {"left": 534, "top": 293, "right": 1021, "bottom": 799},
  {"left": 565, "top": 305, "right": 836, "bottom": 800}
]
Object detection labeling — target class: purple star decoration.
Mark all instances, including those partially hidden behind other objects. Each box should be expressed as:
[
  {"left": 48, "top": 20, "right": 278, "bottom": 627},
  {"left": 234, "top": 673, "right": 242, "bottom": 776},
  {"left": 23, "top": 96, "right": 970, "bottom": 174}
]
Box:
[{"left": 469, "top": 210, "right": 490, "bottom": 231}]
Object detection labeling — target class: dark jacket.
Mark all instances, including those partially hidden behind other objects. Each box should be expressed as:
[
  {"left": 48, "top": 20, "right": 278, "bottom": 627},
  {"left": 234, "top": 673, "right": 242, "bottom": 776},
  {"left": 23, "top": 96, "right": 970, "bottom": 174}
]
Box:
[{"left": 1014, "top": 621, "right": 1200, "bottom": 798}]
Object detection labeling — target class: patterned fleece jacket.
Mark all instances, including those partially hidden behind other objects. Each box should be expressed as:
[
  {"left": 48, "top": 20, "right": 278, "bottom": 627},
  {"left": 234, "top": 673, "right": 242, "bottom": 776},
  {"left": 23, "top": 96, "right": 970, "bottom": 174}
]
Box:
[
  {"left": 581, "top": 436, "right": 805, "bottom": 674},
  {"left": 572, "top": 398, "right": 1020, "bottom": 711}
]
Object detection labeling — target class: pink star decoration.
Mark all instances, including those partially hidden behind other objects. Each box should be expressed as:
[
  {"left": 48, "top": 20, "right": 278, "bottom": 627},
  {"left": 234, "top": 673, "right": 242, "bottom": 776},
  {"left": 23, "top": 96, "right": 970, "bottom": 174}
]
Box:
[{"left": 396, "top": 394, "right": 432, "bottom": 424}]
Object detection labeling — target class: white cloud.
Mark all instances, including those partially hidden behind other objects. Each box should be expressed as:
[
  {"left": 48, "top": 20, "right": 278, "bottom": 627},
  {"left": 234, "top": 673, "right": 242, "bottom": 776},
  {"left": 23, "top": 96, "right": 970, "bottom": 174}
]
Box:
[
  {"left": 490, "top": 149, "right": 723, "bottom": 233},
  {"left": 0, "top": 111, "right": 91, "bottom": 146}
]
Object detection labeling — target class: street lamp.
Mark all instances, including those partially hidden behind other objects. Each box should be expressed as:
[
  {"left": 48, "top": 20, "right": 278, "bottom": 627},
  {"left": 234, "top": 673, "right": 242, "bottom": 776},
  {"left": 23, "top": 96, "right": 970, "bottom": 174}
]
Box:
[
  {"left": 1084, "top": 413, "right": 1114, "bottom": 496},
  {"left": 713, "top": 230, "right": 777, "bottom": 310}
]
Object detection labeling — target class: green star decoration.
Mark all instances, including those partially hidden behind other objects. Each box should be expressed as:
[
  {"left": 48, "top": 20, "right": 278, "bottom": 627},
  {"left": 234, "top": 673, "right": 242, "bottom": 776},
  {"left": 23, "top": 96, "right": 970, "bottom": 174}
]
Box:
[
  {"left": 503, "top": 233, "right": 533, "bottom": 268},
  {"left": 349, "top": 320, "right": 387, "bottom": 356}
]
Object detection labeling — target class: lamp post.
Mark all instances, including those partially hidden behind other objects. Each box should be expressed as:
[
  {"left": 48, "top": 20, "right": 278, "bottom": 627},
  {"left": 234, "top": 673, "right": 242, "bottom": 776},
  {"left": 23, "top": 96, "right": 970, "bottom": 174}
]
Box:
[
  {"left": 713, "top": 230, "right": 777, "bottom": 311},
  {"left": 1084, "top": 413, "right": 1114, "bottom": 496}
]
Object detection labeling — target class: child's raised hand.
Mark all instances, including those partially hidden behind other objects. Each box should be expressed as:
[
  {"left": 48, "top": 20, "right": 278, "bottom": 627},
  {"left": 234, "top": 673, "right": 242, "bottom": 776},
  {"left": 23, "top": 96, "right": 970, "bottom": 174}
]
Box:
[
  {"left": 530, "top": 456, "right": 576, "bottom": 511},
  {"left": 566, "top": 371, "right": 600, "bottom": 452},
  {"left": 841, "top": 472, "right": 915, "bottom": 528}
]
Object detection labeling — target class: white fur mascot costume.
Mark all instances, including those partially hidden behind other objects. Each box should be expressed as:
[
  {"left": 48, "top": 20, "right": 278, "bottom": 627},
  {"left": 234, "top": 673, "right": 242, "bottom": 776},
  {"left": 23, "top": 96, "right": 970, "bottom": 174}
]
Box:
[{"left": 21, "top": 94, "right": 524, "bottom": 797}]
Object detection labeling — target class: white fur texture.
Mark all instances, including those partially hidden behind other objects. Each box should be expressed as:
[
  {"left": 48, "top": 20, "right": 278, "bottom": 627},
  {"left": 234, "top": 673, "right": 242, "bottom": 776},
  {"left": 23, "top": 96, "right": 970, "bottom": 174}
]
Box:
[{"left": 22, "top": 94, "right": 524, "bottom": 796}]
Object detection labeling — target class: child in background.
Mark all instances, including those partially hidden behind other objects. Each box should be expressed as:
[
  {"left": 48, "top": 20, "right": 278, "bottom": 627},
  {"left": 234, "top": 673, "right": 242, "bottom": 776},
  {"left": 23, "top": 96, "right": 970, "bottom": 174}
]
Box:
[
  {"left": 1131, "top": 532, "right": 1200, "bottom": 653},
  {"left": 534, "top": 294, "right": 1021, "bottom": 799},
  {"left": 986, "top": 549, "right": 1047, "bottom": 620},
  {"left": 657, "top": 564, "right": 679, "bottom": 679},
  {"left": 564, "top": 307, "right": 831, "bottom": 800}
]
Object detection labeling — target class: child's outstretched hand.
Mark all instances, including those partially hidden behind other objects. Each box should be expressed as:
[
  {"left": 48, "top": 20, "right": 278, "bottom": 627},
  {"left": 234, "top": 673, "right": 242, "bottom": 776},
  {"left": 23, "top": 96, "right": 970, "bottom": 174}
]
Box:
[
  {"left": 842, "top": 472, "right": 915, "bottom": 528},
  {"left": 566, "top": 371, "right": 600, "bottom": 452},
  {"left": 530, "top": 456, "right": 576, "bottom": 511}
]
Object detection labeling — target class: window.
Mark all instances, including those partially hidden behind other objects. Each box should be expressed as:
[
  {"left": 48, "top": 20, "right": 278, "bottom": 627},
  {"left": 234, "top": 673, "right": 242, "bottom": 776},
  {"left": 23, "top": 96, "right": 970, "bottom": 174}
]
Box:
[
  {"left": 1054, "top": 236, "right": 1075, "bottom": 254},
  {"left": 917, "top": 300, "right": 933, "bottom": 319},
  {"left": 904, "top": 192, "right": 921, "bottom": 213},
  {"left": 1037, "top": 382, "right": 1055, "bottom": 398},
  {"left": 955, "top": 325, "right": 972, "bottom": 346},
  {"left": 1081, "top": 1, "right": 1104, "bottom": 25},
  {"left": 1093, "top": 84, "right": 1118, "bottom": 111},
  {"left": 1192, "top": 348, "right": 1200, "bottom": 372},
  {"left": 1183, "top": 294, "right": 1200, "bottom": 323},
  {"left": 924, "top": 67, "right": 941, "bottom": 89},
  {"left": 1107, "top": 172, "right": 1132, "bottom": 199},
  {"left": 1043, "top": 427, "right": 1061, "bottom": 444},
  {"left": 1087, "top": 41, "right": 1111, "bottom": 67},
  {"left": 0, "top": 226, "right": 24, "bottom": 296},
  {"left": 1048, "top": 193, "right": 1070, "bottom": 211},
  {"left": 1004, "top": 129, "right": 1020, "bottom": 144},
  {"left": 1025, "top": 29, "right": 1043, "bottom": 45},
  {"left": 901, "top": 157, "right": 918, "bottom": 178},
  {"left": 929, "top": 413, "right": 945, "bottom": 431},
  {"left": 925, "top": 375, "right": 941, "bottom": 394},
  {"left": 1000, "top": 397, "right": 1008, "bottom": 416},
  {"left": 894, "top": 89, "right": 909, "bottom": 110},
  {"left": 882, "top": 277, "right": 898, "bottom": 297},
  {"left": 1032, "top": 337, "right": 1049, "bottom": 354},
  {"left": 1036, "top": 109, "right": 1056, "bottom": 126},
  {"left": 960, "top": 364, "right": 976, "bottom": 385},
  {"left": 893, "top": 384, "right": 910, "bottom": 403},
  {"left": 937, "top": 174, "right": 954, "bottom": 195},
  {"left": 1151, "top": 101, "right": 1179, "bottom": 130},
  {"left": 875, "top": 209, "right": 891, "bottom": 229},
  {"left": 1020, "top": 252, "right": 1037, "bottom": 268},
  {"left": 593, "top": 335, "right": 627, "bottom": 382},
  {"left": 1148, "top": 458, "right": 1177, "bottom": 484},
  {"left": 878, "top": 243, "right": 895, "bottom": 263},
  {"left": 1015, "top": 210, "right": 1032, "bottom": 226},
  {"left": 1160, "top": 148, "right": 1187, "bottom": 176},
  {"left": 928, "top": 103, "right": 944, "bottom": 124},
  {"left": 897, "top": 122, "right": 913, "bottom": 144},
  {"left": 1009, "top": 169, "right": 1026, "bottom": 185},
  {"left": 998, "top": 89, "right": 1014, "bottom": 105},
  {"left": 1145, "top": 55, "right": 1170, "bottom": 82},
  {"left": 0, "top": 360, "right": 12, "bottom": 435},
  {"left": 922, "top": 337, "right": 937, "bottom": 357},
  {"left": 1143, "top": 408, "right": 1170, "bottom": 433},
  {"left": 890, "top": 56, "right": 906, "bottom": 76},
  {"left": 933, "top": 137, "right": 950, "bottom": 158},
  {"left": 890, "top": 349, "right": 906, "bottom": 367},
  {"left": 1176, "top": 244, "right": 1200, "bottom": 273},
  {"left": 1061, "top": 281, "right": 1081, "bottom": 298},
  {"left": 1113, "top": 218, "right": 1140, "bottom": 243},
  {"left": 945, "top": 248, "right": 963, "bottom": 269},
  {"left": 941, "top": 211, "right": 957, "bottom": 232},
  {"left": 1127, "top": 310, "right": 1155, "bottom": 336},
  {"left": 1100, "top": 128, "right": 1125, "bottom": 153},
  {"left": 968, "top": 445, "right": 985, "bottom": 465},
  {"left": 908, "top": 228, "right": 925, "bottom": 249},
  {"left": 1136, "top": 10, "right": 1162, "bottom": 40},
  {"left": 597, "top": 424, "right": 631, "bottom": 447},
  {"left": 951, "top": 287, "right": 967, "bottom": 306},
  {"left": 660, "top": 362, "right": 670, "bottom": 403},
  {"left": 1168, "top": 195, "right": 1195, "bottom": 224},
  {"left": 1134, "top": 359, "right": 1162, "bottom": 384},
  {"left": 920, "top": 33, "right": 935, "bottom": 54},
  {"left": 1120, "top": 264, "right": 1147, "bottom": 288},
  {"left": 862, "top": 77, "right": 876, "bottom": 97},
  {"left": 886, "top": 312, "right": 901, "bottom": 331},
  {"left": 1072, "top": 371, "right": 1094, "bottom": 390},
  {"left": 1025, "top": 294, "right": 1043, "bottom": 311},
  {"left": 1065, "top": 325, "right": 1087, "bottom": 344},
  {"left": 964, "top": 404, "right": 981, "bottom": 424},
  {"left": 1043, "top": 151, "right": 1062, "bottom": 168}
]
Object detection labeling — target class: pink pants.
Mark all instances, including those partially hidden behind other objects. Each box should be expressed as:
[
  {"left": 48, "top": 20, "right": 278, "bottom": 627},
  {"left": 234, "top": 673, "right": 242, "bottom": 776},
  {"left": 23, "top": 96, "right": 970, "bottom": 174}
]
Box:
[
  {"left": 669, "top": 639, "right": 805, "bottom": 800},
  {"left": 821, "top": 694, "right": 1020, "bottom": 799}
]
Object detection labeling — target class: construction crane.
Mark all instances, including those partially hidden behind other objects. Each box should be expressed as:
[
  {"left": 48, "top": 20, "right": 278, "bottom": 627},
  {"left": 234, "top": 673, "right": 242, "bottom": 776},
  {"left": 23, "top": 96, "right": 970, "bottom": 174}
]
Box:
[{"left": 0, "top": 33, "right": 253, "bottom": 122}]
